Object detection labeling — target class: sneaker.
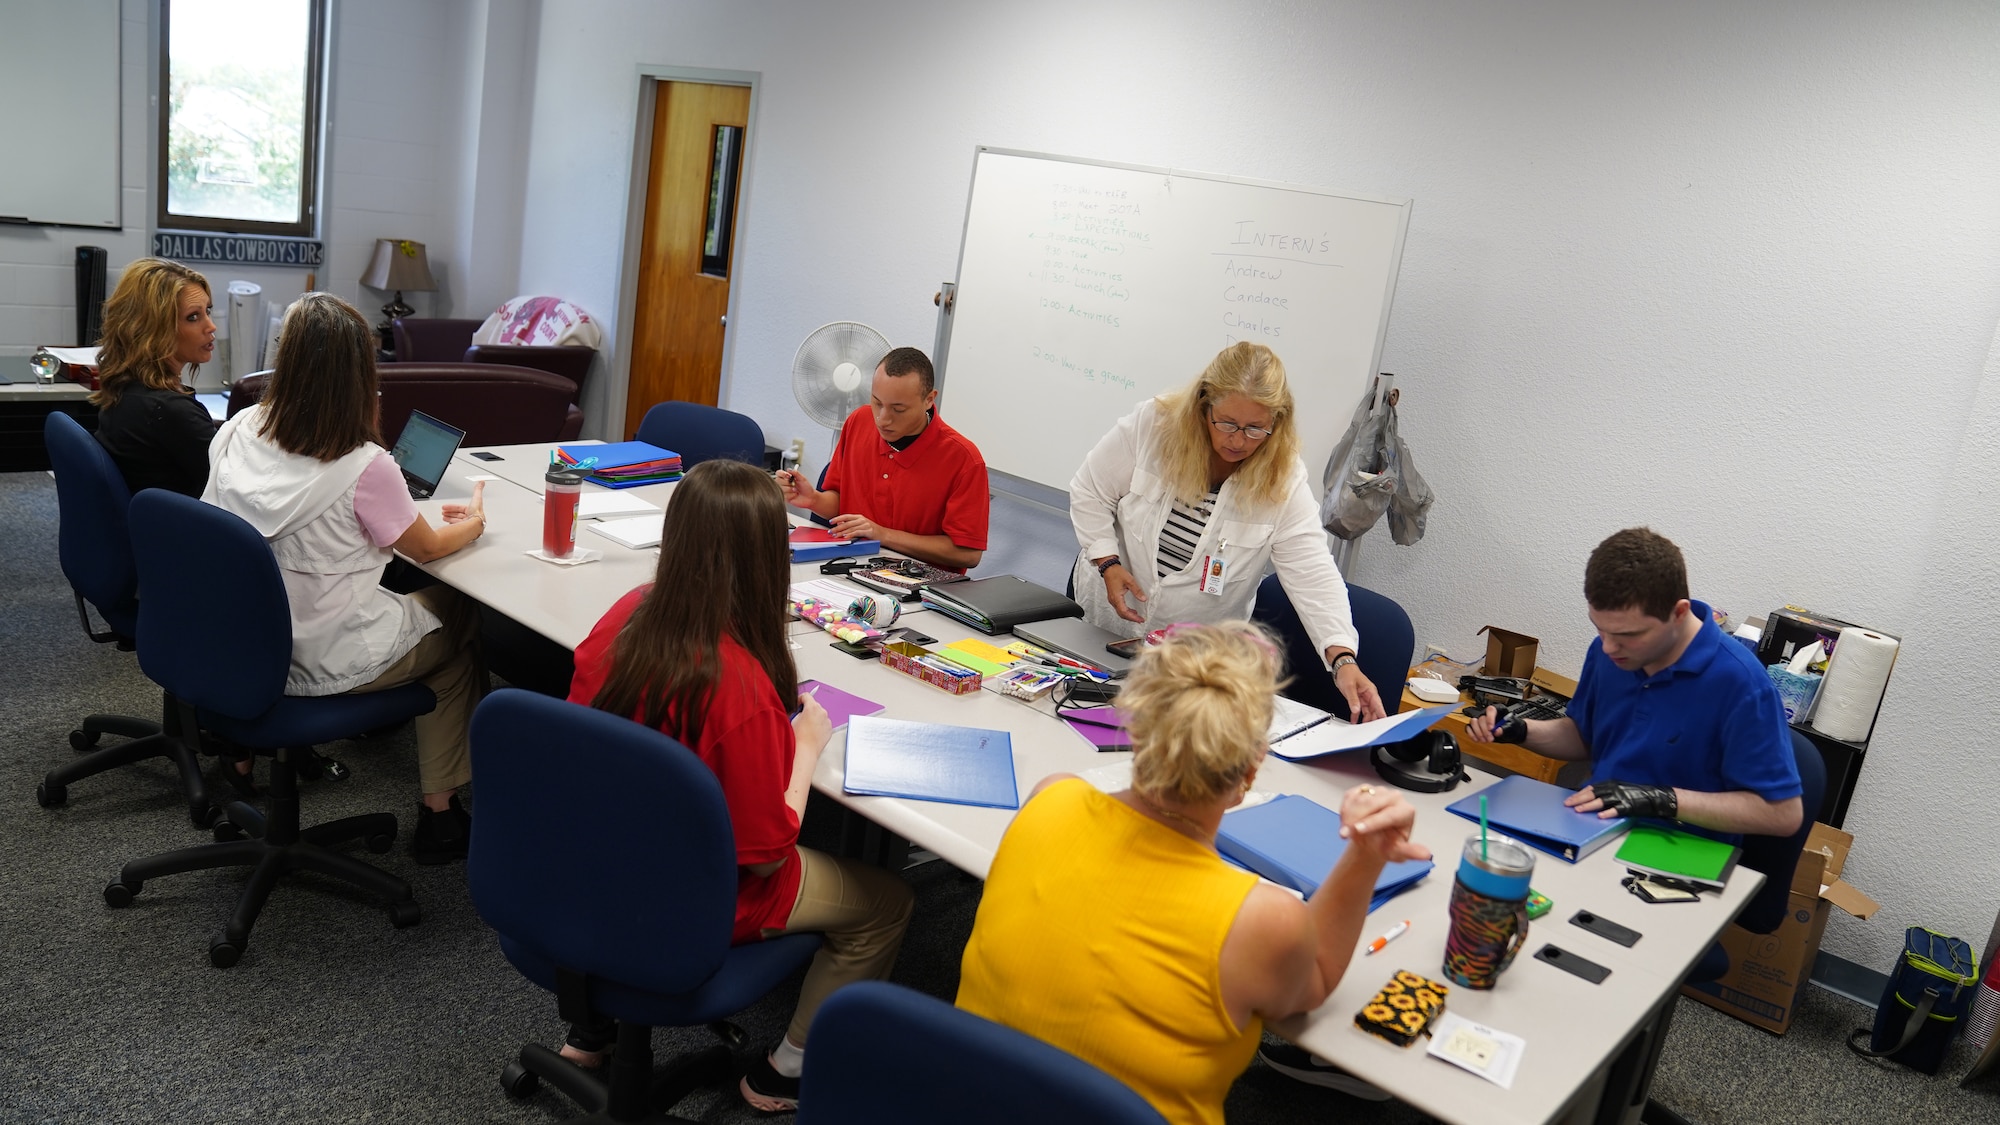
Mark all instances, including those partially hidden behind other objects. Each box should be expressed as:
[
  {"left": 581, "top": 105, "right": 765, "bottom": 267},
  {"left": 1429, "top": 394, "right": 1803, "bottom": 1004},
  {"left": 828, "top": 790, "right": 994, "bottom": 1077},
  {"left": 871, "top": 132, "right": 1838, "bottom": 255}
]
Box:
[
  {"left": 411, "top": 795, "right": 471, "bottom": 865},
  {"left": 739, "top": 1051, "right": 801, "bottom": 1114},
  {"left": 1257, "top": 1043, "right": 1393, "bottom": 1101}
]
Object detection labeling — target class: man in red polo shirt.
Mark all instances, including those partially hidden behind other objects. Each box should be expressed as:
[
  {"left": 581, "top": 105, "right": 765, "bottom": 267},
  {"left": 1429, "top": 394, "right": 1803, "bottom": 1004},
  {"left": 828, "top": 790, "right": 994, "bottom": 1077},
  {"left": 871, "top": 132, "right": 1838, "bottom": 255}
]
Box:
[{"left": 777, "top": 346, "right": 988, "bottom": 571}]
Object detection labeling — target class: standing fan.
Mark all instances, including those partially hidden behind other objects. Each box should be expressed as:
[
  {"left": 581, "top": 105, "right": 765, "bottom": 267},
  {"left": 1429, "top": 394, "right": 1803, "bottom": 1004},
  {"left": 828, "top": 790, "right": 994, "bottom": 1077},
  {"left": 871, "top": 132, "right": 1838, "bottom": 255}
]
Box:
[{"left": 792, "top": 321, "right": 891, "bottom": 431}]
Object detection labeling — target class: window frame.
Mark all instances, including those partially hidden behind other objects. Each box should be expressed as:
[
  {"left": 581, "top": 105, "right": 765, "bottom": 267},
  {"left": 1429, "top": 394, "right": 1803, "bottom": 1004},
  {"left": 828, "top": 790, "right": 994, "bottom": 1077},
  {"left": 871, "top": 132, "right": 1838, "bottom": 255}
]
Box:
[{"left": 155, "top": 0, "right": 329, "bottom": 238}]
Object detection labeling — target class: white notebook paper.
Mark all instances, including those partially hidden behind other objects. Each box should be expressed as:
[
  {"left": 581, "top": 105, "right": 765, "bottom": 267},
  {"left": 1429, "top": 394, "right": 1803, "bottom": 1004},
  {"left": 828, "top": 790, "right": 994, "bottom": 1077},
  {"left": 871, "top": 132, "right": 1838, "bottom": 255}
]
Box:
[
  {"left": 577, "top": 492, "right": 662, "bottom": 520},
  {"left": 586, "top": 514, "right": 665, "bottom": 549}
]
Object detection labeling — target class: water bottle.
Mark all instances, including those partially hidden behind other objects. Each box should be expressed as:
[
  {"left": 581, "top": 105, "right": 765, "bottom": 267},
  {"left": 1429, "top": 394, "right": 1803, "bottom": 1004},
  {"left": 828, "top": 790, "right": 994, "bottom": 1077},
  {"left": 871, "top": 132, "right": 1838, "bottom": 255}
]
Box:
[{"left": 30, "top": 348, "right": 60, "bottom": 385}]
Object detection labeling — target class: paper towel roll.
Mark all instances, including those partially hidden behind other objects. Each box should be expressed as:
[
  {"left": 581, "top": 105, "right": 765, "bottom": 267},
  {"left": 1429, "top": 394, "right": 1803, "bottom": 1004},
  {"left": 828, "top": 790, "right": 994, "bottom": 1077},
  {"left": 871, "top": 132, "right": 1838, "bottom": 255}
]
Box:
[
  {"left": 1810, "top": 627, "right": 1898, "bottom": 742},
  {"left": 226, "top": 281, "right": 262, "bottom": 384}
]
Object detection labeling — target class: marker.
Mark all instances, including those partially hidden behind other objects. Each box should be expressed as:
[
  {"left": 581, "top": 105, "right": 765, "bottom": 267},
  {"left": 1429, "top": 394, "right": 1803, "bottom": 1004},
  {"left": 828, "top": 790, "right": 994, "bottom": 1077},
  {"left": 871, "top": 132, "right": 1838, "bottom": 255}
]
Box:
[{"left": 1365, "top": 919, "right": 1411, "bottom": 955}]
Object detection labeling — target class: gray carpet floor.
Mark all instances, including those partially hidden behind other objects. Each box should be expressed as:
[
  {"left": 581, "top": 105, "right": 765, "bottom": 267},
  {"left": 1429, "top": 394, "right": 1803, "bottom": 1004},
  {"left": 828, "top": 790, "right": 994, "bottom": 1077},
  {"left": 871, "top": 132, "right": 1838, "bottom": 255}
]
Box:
[{"left": 3, "top": 467, "right": 1996, "bottom": 1124}]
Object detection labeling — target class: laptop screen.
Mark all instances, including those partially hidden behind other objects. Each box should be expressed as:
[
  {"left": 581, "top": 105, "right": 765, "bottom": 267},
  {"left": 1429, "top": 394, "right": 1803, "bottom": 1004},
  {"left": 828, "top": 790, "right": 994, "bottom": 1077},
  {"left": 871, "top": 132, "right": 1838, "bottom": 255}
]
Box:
[{"left": 390, "top": 410, "right": 465, "bottom": 490}]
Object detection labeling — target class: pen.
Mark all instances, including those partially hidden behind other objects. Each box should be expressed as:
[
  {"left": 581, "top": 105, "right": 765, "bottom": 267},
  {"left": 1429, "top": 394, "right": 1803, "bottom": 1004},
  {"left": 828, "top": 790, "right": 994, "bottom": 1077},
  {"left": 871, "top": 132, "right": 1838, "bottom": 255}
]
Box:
[{"left": 1365, "top": 919, "right": 1411, "bottom": 955}]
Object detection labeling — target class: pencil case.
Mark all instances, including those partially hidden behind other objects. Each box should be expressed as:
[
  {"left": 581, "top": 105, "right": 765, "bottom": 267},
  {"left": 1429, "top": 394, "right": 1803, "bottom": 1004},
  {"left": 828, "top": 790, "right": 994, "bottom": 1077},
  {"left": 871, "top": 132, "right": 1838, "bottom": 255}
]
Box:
[
  {"left": 881, "top": 641, "right": 983, "bottom": 695},
  {"left": 1353, "top": 969, "right": 1450, "bottom": 1048}
]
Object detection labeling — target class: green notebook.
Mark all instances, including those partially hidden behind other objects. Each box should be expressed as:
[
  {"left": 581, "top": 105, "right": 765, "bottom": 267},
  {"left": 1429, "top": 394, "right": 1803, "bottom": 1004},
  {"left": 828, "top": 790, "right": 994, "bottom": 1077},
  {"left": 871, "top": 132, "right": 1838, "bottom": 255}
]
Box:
[{"left": 1614, "top": 826, "right": 1742, "bottom": 891}]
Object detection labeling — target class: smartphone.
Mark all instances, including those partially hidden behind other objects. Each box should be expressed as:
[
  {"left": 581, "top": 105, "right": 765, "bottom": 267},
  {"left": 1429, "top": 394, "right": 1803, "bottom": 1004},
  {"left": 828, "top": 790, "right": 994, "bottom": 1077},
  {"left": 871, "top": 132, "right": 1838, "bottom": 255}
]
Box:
[
  {"left": 829, "top": 640, "right": 880, "bottom": 660},
  {"left": 469, "top": 451, "right": 503, "bottom": 462},
  {"left": 1105, "top": 637, "right": 1147, "bottom": 659}
]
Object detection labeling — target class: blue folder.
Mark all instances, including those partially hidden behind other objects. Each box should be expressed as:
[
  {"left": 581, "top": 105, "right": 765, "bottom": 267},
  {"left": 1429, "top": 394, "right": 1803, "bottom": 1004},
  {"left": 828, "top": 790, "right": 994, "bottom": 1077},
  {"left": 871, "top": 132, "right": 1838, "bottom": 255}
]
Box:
[
  {"left": 1445, "top": 774, "right": 1631, "bottom": 863},
  {"left": 1215, "top": 794, "right": 1433, "bottom": 911},
  {"left": 843, "top": 716, "right": 1020, "bottom": 810}
]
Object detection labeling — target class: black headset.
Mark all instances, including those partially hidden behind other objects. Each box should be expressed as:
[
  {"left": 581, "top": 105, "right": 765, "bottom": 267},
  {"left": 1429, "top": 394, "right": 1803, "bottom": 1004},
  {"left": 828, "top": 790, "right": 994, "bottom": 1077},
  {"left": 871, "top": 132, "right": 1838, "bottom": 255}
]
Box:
[{"left": 1372, "top": 729, "right": 1471, "bottom": 793}]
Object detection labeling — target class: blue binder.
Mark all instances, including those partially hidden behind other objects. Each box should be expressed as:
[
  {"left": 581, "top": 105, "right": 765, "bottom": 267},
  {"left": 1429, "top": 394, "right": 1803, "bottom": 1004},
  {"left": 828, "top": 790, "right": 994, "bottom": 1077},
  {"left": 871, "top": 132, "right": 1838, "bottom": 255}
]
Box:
[
  {"left": 843, "top": 716, "right": 1020, "bottom": 810},
  {"left": 1444, "top": 774, "right": 1631, "bottom": 862},
  {"left": 1215, "top": 794, "right": 1433, "bottom": 910}
]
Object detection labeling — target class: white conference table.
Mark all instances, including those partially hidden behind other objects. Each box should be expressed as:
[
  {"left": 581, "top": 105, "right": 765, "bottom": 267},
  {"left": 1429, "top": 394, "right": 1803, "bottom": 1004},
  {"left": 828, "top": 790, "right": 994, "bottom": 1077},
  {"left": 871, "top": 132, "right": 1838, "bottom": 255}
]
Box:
[{"left": 410, "top": 443, "right": 1755, "bottom": 1125}]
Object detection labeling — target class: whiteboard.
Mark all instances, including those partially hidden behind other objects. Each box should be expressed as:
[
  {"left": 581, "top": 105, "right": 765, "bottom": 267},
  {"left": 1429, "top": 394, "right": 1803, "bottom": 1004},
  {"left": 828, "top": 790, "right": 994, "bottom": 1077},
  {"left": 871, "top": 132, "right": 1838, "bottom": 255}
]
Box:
[
  {"left": 941, "top": 149, "right": 1408, "bottom": 496},
  {"left": 0, "top": 1, "right": 121, "bottom": 228}
]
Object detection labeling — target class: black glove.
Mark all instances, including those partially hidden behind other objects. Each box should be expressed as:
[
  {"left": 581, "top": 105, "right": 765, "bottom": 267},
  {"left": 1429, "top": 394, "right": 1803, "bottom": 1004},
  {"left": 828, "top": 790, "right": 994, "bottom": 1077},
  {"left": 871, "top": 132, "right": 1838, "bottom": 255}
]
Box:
[
  {"left": 1490, "top": 713, "right": 1528, "bottom": 744},
  {"left": 1590, "top": 779, "right": 1678, "bottom": 820}
]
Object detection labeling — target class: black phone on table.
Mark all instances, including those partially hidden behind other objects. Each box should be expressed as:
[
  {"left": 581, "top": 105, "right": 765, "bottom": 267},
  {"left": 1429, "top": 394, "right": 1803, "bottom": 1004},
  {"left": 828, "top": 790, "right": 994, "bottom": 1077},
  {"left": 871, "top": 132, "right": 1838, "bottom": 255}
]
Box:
[
  {"left": 1105, "top": 637, "right": 1147, "bottom": 659},
  {"left": 469, "top": 451, "right": 503, "bottom": 461}
]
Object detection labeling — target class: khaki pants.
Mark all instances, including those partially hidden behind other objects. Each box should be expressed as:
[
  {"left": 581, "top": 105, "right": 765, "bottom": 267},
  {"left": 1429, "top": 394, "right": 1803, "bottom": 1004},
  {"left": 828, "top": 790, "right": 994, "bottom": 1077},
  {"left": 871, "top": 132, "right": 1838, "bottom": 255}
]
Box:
[
  {"left": 348, "top": 584, "right": 483, "bottom": 794},
  {"left": 765, "top": 846, "right": 916, "bottom": 1046}
]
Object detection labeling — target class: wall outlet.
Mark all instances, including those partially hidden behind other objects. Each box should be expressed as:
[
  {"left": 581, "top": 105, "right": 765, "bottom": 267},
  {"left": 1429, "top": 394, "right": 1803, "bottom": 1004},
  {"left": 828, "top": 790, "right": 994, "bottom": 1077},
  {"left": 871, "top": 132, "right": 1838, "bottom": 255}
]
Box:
[
  {"left": 786, "top": 438, "right": 806, "bottom": 471},
  {"left": 1423, "top": 643, "right": 1450, "bottom": 661}
]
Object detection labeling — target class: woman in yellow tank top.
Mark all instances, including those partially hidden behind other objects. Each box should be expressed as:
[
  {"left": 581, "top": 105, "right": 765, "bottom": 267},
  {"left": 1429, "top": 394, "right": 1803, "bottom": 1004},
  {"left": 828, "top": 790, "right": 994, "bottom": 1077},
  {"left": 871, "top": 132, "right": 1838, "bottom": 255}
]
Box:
[{"left": 957, "top": 622, "right": 1431, "bottom": 1125}]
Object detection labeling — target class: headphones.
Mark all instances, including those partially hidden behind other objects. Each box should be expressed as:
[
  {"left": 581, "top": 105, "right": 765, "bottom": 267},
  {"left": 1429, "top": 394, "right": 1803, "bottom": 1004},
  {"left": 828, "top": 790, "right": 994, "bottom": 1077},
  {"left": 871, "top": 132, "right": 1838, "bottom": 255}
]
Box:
[{"left": 1372, "top": 730, "right": 1471, "bottom": 793}]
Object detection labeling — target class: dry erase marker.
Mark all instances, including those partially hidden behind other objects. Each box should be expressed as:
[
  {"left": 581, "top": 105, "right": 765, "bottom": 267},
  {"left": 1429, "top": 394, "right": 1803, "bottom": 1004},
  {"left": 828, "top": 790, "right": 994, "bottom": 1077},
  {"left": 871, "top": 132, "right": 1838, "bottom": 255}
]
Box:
[{"left": 1365, "top": 920, "right": 1411, "bottom": 955}]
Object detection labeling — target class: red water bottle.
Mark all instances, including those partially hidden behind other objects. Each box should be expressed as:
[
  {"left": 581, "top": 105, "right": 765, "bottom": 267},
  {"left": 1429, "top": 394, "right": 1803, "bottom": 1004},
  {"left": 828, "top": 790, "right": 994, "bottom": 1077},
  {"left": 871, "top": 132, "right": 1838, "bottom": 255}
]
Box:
[{"left": 543, "top": 469, "right": 584, "bottom": 557}]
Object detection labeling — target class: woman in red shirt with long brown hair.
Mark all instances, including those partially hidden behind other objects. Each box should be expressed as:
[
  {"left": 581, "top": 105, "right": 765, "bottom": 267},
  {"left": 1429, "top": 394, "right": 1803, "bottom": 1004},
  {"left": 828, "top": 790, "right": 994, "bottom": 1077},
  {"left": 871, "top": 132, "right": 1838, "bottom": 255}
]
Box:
[{"left": 561, "top": 457, "right": 914, "bottom": 1114}]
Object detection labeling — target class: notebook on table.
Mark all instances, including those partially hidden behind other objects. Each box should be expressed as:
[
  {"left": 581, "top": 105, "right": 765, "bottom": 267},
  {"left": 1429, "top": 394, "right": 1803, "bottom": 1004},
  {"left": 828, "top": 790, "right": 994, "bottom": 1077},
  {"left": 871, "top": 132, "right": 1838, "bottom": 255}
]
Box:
[
  {"left": 556, "top": 441, "right": 683, "bottom": 489},
  {"left": 1445, "top": 774, "right": 1632, "bottom": 863},
  {"left": 790, "top": 527, "right": 881, "bottom": 562},
  {"left": 797, "top": 680, "right": 884, "bottom": 730},
  {"left": 843, "top": 716, "right": 1019, "bottom": 810},
  {"left": 1614, "top": 825, "right": 1742, "bottom": 891},
  {"left": 1217, "top": 794, "right": 1433, "bottom": 910},
  {"left": 389, "top": 410, "right": 465, "bottom": 500},
  {"left": 921, "top": 576, "right": 1081, "bottom": 636}
]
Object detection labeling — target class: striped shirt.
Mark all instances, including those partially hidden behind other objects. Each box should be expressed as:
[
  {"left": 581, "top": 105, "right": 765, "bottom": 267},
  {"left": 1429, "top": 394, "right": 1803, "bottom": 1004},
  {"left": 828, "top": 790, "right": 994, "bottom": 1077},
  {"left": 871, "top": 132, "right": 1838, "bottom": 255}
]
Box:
[{"left": 1157, "top": 488, "right": 1219, "bottom": 577}]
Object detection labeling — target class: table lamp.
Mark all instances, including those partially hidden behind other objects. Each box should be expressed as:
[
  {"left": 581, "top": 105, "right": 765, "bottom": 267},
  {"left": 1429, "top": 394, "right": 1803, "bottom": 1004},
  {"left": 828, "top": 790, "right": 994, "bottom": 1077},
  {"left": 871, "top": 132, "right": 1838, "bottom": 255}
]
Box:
[{"left": 360, "top": 238, "right": 436, "bottom": 352}]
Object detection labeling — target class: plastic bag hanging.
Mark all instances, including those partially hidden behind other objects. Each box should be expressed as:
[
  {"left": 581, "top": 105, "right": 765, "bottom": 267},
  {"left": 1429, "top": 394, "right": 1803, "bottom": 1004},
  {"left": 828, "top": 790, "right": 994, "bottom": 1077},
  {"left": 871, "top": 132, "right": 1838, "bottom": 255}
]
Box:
[
  {"left": 1321, "top": 394, "right": 1394, "bottom": 540},
  {"left": 1320, "top": 385, "right": 1433, "bottom": 544},
  {"left": 1385, "top": 415, "right": 1434, "bottom": 545}
]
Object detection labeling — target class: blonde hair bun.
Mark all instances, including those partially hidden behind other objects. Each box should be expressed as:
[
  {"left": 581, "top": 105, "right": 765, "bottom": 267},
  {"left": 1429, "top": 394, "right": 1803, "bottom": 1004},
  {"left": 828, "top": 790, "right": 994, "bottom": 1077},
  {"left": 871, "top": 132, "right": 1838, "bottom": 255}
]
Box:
[{"left": 1119, "top": 621, "right": 1281, "bottom": 805}]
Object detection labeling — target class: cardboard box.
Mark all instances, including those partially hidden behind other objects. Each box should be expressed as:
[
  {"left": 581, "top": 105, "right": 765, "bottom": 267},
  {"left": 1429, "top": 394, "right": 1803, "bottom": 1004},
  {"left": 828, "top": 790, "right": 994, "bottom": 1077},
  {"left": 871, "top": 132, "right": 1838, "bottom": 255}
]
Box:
[
  {"left": 1680, "top": 823, "right": 1880, "bottom": 1035},
  {"left": 1478, "top": 626, "right": 1539, "bottom": 680}
]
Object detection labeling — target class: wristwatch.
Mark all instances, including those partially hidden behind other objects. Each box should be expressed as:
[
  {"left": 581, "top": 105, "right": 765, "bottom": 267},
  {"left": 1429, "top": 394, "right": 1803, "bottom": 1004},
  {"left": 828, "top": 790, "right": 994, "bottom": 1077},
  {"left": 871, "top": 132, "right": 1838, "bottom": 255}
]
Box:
[
  {"left": 1330, "top": 653, "right": 1358, "bottom": 674},
  {"left": 1095, "top": 555, "right": 1123, "bottom": 576}
]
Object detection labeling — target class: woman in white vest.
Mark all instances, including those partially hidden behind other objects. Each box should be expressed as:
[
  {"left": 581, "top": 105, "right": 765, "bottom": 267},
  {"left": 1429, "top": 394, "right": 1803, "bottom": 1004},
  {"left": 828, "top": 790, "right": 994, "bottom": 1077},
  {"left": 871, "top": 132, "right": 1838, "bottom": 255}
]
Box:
[
  {"left": 204, "top": 293, "right": 488, "bottom": 864},
  {"left": 1069, "top": 341, "right": 1385, "bottom": 722}
]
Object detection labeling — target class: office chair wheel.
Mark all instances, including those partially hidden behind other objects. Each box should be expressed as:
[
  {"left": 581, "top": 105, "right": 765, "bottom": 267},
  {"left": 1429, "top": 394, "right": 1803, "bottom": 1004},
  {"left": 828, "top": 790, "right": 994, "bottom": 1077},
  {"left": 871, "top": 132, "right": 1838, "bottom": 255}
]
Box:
[
  {"left": 389, "top": 901, "right": 422, "bottom": 929},
  {"left": 209, "top": 939, "right": 242, "bottom": 969},
  {"left": 708, "top": 1020, "right": 748, "bottom": 1050},
  {"left": 70, "top": 729, "right": 98, "bottom": 752},
  {"left": 365, "top": 832, "right": 394, "bottom": 854},
  {"left": 213, "top": 820, "right": 246, "bottom": 843},
  {"left": 36, "top": 781, "right": 67, "bottom": 808},
  {"left": 103, "top": 880, "right": 140, "bottom": 907},
  {"left": 499, "top": 1061, "right": 540, "bottom": 1098}
]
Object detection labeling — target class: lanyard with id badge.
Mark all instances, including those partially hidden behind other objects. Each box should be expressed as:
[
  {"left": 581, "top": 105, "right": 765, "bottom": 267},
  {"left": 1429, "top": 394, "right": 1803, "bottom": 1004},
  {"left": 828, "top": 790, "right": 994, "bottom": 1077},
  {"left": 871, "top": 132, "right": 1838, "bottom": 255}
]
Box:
[{"left": 1198, "top": 539, "right": 1229, "bottom": 596}]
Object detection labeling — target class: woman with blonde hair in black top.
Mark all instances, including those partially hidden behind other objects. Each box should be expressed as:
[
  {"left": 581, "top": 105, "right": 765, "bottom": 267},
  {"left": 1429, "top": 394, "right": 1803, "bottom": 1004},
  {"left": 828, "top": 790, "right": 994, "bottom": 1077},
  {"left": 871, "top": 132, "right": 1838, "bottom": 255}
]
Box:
[{"left": 90, "top": 258, "right": 219, "bottom": 497}]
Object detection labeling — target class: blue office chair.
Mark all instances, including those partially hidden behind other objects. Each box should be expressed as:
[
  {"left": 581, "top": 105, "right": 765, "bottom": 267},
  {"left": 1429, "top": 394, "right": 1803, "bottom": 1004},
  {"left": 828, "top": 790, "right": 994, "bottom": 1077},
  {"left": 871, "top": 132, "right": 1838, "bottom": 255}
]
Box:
[
  {"left": 469, "top": 690, "right": 822, "bottom": 1121},
  {"left": 635, "top": 401, "right": 765, "bottom": 469},
  {"left": 104, "top": 490, "right": 434, "bottom": 968},
  {"left": 797, "top": 981, "right": 1168, "bottom": 1125},
  {"left": 39, "top": 413, "right": 210, "bottom": 823},
  {"left": 1252, "top": 574, "right": 1414, "bottom": 721}
]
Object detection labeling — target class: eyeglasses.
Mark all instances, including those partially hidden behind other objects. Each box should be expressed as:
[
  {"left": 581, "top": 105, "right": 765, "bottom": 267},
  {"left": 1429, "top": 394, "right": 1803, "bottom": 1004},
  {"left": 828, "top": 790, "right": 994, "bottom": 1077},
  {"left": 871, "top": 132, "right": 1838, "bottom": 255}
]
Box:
[{"left": 1208, "top": 414, "right": 1273, "bottom": 441}]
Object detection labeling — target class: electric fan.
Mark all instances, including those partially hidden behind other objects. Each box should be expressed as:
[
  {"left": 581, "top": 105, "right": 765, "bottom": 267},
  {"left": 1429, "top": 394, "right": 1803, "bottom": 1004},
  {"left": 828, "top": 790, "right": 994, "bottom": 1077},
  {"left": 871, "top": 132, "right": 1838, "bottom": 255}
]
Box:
[{"left": 791, "top": 321, "right": 891, "bottom": 431}]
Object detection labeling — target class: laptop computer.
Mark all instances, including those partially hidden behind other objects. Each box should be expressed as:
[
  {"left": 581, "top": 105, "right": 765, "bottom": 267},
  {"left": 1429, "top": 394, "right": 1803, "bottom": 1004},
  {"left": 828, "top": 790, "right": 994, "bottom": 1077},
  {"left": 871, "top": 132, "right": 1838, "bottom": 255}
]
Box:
[
  {"left": 1012, "top": 616, "right": 1136, "bottom": 676},
  {"left": 388, "top": 410, "right": 466, "bottom": 500}
]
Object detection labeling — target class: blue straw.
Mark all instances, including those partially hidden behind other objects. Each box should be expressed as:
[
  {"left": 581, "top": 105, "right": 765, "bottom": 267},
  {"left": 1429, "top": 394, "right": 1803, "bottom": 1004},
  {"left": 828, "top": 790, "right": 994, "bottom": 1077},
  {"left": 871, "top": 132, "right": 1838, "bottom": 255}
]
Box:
[{"left": 1479, "top": 794, "right": 1490, "bottom": 862}]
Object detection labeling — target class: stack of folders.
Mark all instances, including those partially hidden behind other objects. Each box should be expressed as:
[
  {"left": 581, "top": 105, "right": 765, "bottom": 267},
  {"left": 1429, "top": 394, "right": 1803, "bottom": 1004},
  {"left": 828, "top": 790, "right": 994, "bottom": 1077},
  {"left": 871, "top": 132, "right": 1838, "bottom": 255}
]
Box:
[
  {"left": 842, "top": 716, "right": 1019, "bottom": 810},
  {"left": 920, "top": 576, "right": 1081, "bottom": 636},
  {"left": 557, "top": 441, "right": 683, "bottom": 489},
  {"left": 1445, "top": 775, "right": 1631, "bottom": 862},
  {"left": 1216, "top": 794, "right": 1433, "bottom": 910},
  {"left": 789, "top": 526, "right": 881, "bottom": 562}
]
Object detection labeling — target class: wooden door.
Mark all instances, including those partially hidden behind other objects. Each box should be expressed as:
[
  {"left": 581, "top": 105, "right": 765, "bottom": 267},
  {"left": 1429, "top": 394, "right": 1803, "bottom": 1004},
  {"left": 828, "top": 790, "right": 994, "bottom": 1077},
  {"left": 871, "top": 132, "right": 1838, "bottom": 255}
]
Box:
[{"left": 624, "top": 80, "right": 751, "bottom": 437}]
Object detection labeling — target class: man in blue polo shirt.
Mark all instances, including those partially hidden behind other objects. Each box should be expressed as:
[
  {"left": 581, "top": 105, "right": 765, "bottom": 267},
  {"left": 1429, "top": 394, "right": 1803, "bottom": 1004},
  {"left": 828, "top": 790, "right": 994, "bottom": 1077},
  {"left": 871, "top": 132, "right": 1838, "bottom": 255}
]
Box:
[{"left": 1470, "top": 527, "right": 1803, "bottom": 841}]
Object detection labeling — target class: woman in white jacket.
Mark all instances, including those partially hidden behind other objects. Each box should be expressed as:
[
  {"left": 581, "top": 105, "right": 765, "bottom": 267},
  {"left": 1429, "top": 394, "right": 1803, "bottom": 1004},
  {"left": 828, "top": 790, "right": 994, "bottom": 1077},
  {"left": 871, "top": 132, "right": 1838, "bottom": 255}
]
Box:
[
  {"left": 204, "top": 293, "right": 489, "bottom": 863},
  {"left": 1069, "top": 342, "right": 1386, "bottom": 722}
]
